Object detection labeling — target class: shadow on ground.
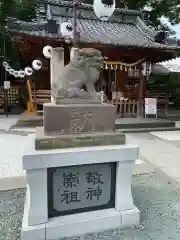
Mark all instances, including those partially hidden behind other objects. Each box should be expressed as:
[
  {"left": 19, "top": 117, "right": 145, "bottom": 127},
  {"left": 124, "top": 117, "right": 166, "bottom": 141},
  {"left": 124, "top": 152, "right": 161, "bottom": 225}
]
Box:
[{"left": 1, "top": 172, "right": 180, "bottom": 240}]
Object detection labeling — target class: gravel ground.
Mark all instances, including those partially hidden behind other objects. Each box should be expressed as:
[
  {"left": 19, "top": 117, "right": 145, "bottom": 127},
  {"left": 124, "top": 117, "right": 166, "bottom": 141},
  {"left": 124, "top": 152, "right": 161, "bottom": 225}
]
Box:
[
  {"left": 0, "top": 188, "right": 25, "bottom": 240},
  {"left": 1, "top": 172, "right": 180, "bottom": 240}
]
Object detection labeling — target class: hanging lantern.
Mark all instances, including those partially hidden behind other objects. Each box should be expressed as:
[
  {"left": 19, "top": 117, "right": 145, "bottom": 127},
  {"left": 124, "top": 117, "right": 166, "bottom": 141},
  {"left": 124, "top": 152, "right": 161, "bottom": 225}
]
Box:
[
  {"left": 13, "top": 71, "right": 19, "bottom": 78},
  {"left": 3, "top": 61, "right": 9, "bottom": 67},
  {"left": 19, "top": 70, "right": 25, "bottom": 78},
  {"left": 60, "top": 21, "right": 73, "bottom": 39},
  {"left": 32, "top": 60, "right": 42, "bottom": 70},
  {"left": 9, "top": 68, "right": 15, "bottom": 75},
  {"left": 43, "top": 45, "right": 52, "bottom": 59},
  {"left": 5, "top": 66, "right": 11, "bottom": 72},
  {"left": 146, "top": 61, "right": 152, "bottom": 75},
  {"left": 25, "top": 67, "right": 33, "bottom": 76},
  {"left": 93, "top": 0, "right": 115, "bottom": 21},
  {"left": 64, "top": 37, "right": 72, "bottom": 44},
  {"left": 142, "top": 62, "right": 152, "bottom": 76}
]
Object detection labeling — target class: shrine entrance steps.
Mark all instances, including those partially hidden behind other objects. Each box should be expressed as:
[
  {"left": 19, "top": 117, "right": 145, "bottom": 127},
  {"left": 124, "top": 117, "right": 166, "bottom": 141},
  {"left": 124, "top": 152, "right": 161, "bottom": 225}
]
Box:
[
  {"left": 11, "top": 113, "right": 178, "bottom": 133},
  {"left": 115, "top": 118, "right": 178, "bottom": 133}
]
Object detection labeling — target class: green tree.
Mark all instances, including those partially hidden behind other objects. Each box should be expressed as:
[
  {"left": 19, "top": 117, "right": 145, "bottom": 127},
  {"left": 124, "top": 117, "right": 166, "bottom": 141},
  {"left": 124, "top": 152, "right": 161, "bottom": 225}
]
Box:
[
  {"left": 14, "top": 0, "right": 38, "bottom": 22},
  {"left": 0, "top": 0, "right": 38, "bottom": 27},
  {"left": 0, "top": 0, "right": 38, "bottom": 67}
]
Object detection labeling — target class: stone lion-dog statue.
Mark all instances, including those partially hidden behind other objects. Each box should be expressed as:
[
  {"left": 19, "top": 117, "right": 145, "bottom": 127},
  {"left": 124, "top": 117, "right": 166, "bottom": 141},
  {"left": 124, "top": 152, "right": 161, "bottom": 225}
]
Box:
[{"left": 51, "top": 48, "right": 103, "bottom": 103}]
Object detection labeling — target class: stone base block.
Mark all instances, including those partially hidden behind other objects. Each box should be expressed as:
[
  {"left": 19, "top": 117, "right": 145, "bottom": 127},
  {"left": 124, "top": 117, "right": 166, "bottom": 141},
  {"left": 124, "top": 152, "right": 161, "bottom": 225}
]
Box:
[
  {"left": 21, "top": 191, "right": 46, "bottom": 240},
  {"left": 35, "top": 127, "right": 125, "bottom": 150},
  {"left": 43, "top": 103, "right": 116, "bottom": 134},
  {"left": 54, "top": 98, "right": 101, "bottom": 104},
  {"left": 22, "top": 145, "right": 140, "bottom": 240},
  {"left": 22, "top": 202, "right": 139, "bottom": 240}
]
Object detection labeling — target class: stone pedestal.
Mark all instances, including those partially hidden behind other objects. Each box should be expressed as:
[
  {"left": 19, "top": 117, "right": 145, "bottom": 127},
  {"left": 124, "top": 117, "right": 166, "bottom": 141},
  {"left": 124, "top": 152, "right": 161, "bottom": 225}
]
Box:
[
  {"left": 43, "top": 103, "right": 116, "bottom": 134},
  {"left": 22, "top": 100, "right": 140, "bottom": 240},
  {"left": 34, "top": 102, "right": 125, "bottom": 150},
  {"left": 21, "top": 145, "right": 140, "bottom": 240},
  {"left": 35, "top": 127, "right": 125, "bottom": 150}
]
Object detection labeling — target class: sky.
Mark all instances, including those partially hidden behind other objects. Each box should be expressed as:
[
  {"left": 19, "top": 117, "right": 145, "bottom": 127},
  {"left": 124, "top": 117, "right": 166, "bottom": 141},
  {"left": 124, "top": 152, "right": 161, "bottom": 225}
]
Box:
[
  {"left": 168, "top": 24, "right": 180, "bottom": 65},
  {"left": 159, "top": 18, "right": 180, "bottom": 65},
  {"left": 173, "top": 24, "right": 180, "bottom": 38},
  {"left": 172, "top": 24, "right": 180, "bottom": 66}
]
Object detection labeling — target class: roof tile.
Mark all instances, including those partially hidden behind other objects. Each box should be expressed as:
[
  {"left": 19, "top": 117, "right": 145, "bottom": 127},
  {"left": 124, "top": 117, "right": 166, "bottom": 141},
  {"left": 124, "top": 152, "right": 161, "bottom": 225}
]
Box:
[{"left": 6, "top": 1, "right": 180, "bottom": 51}]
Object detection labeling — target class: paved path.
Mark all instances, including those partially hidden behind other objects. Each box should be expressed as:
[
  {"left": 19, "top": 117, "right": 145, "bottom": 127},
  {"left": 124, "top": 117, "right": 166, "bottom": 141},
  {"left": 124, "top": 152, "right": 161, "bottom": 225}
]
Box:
[
  {"left": 126, "top": 131, "right": 180, "bottom": 185},
  {"left": 0, "top": 115, "right": 19, "bottom": 131},
  {"left": 0, "top": 133, "right": 35, "bottom": 190}
]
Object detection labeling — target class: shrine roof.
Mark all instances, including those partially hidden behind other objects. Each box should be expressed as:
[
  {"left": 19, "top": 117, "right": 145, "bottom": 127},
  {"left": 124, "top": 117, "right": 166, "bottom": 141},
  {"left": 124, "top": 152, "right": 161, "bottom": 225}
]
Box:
[{"left": 6, "top": 0, "right": 180, "bottom": 51}]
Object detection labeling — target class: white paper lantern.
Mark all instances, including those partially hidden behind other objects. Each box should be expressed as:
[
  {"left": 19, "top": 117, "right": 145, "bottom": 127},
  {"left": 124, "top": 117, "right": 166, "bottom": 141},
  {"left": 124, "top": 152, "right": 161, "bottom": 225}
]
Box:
[
  {"left": 64, "top": 37, "right": 72, "bottom": 44},
  {"left": 32, "top": 60, "right": 42, "bottom": 70},
  {"left": 19, "top": 70, "right": 25, "bottom": 78},
  {"left": 25, "top": 67, "right": 33, "bottom": 76},
  {"left": 93, "top": 0, "right": 115, "bottom": 21},
  {"left": 3, "top": 61, "right": 9, "bottom": 67},
  {"left": 60, "top": 21, "right": 73, "bottom": 39},
  {"left": 9, "top": 68, "right": 15, "bottom": 75},
  {"left": 141, "top": 62, "right": 146, "bottom": 76},
  {"left": 147, "top": 62, "right": 152, "bottom": 75},
  {"left": 13, "top": 71, "right": 19, "bottom": 78},
  {"left": 5, "top": 66, "right": 11, "bottom": 72},
  {"left": 142, "top": 62, "right": 152, "bottom": 76},
  {"left": 43, "top": 45, "right": 52, "bottom": 59}
]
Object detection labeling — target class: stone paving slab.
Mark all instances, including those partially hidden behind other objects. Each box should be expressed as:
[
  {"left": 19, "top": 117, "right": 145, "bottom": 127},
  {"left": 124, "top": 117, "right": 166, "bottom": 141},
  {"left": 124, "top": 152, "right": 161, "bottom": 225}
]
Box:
[
  {"left": 170, "top": 140, "right": 180, "bottom": 150},
  {"left": 151, "top": 130, "right": 180, "bottom": 141},
  {"left": 10, "top": 127, "right": 37, "bottom": 134},
  {"left": 0, "top": 133, "right": 34, "bottom": 190},
  {"left": 0, "top": 115, "right": 19, "bottom": 131},
  {"left": 126, "top": 132, "right": 180, "bottom": 185},
  {"left": 1, "top": 172, "right": 180, "bottom": 240}
]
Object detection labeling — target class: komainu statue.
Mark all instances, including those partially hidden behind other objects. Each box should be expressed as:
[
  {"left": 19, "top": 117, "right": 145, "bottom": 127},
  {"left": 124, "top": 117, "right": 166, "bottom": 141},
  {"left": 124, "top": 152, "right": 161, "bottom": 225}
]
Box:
[{"left": 51, "top": 48, "right": 103, "bottom": 103}]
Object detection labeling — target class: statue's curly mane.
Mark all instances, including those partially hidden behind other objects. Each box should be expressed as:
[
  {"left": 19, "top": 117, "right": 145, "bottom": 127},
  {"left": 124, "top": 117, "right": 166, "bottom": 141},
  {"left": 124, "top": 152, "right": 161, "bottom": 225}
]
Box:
[{"left": 70, "top": 48, "right": 103, "bottom": 69}]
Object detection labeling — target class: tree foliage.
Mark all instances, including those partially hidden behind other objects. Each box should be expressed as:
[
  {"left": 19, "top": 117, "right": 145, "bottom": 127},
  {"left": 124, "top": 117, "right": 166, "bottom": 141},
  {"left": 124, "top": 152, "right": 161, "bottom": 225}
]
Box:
[
  {"left": 0, "top": 0, "right": 38, "bottom": 27},
  {"left": 0, "top": 0, "right": 38, "bottom": 66}
]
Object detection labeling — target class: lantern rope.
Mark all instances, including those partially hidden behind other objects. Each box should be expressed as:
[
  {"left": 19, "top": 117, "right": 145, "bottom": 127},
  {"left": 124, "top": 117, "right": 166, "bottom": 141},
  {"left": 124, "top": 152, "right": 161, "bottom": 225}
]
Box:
[
  {"left": 1, "top": 45, "right": 52, "bottom": 78},
  {"left": 104, "top": 58, "right": 145, "bottom": 66},
  {"left": 103, "top": 58, "right": 145, "bottom": 68}
]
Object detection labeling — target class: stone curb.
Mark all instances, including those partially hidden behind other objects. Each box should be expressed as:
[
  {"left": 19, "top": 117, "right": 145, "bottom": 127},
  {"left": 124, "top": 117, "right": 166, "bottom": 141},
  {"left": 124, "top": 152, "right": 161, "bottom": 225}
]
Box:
[
  {"left": 139, "top": 154, "right": 180, "bottom": 188},
  {"left": 0, "top": 175, "right": 26, "bottom": 191}
]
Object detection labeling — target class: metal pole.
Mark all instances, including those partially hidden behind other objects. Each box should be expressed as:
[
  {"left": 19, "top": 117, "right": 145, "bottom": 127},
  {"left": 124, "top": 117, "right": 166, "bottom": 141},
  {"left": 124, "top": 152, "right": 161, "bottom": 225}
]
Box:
[
  {"left": 138, "top": 74, "right": 144, "bottom": 118},
  {"left": 72, "top": 1, "right": 77, "bottom": 47},
  {"left": 3, "top": 37, "right": 8, "bottom": 117},
  {"left": 0, "top": 56, "right": 3, "bottom": 85}
]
